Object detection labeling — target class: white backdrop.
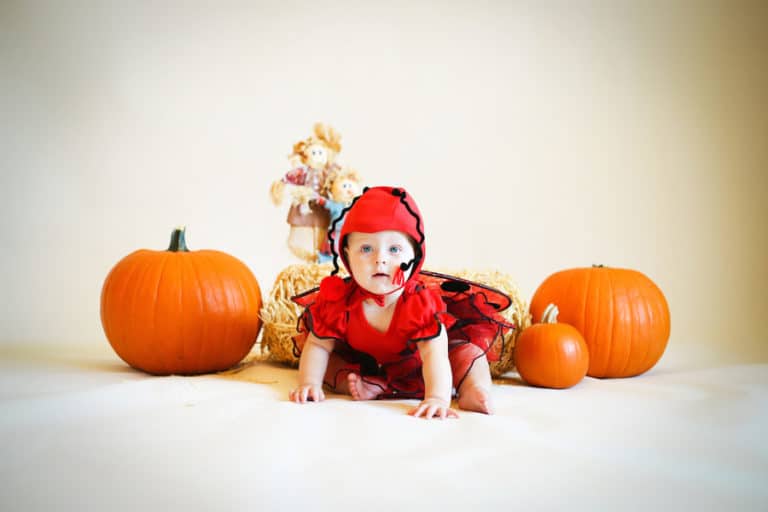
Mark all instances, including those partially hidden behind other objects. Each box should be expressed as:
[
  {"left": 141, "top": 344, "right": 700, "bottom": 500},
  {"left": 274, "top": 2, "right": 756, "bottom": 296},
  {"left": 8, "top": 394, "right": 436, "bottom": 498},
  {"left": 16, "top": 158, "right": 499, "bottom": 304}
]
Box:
[{"left": 2, "top": 1, "right": 766, "bottom": 364}]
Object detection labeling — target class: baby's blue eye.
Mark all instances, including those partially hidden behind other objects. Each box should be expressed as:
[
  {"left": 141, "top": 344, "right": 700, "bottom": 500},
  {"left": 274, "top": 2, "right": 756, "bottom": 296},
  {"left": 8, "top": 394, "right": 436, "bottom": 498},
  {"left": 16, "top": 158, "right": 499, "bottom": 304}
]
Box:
[
  {"left": 389, "top": 245, "right": 402, "bottom": 254},
  {"left": 360, "top": 245, "right": 373, "bottom": 254}
]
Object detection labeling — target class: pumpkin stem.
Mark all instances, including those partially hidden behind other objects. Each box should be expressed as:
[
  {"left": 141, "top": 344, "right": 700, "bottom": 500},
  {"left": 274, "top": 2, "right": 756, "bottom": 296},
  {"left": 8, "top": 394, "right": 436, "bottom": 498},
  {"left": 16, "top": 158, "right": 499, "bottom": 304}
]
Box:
[
  {"left": 168, "top": 226, "right": 190, "bottom": 252},
  {"left": 541, "top": 303, "right": 559, "bottom": 324},
  {"left": 592, "top": 264, "right": 605, "bottom": 268}
]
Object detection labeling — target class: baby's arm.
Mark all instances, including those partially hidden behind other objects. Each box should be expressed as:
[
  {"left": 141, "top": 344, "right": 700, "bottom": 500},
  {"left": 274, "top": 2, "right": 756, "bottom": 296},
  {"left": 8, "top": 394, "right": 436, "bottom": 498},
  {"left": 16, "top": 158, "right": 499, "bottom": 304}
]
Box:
[
  {"left": 289, "top": 333, "right": 334, "bottom": 403},
  {"left": 410, "top": 331, "right": 460, "bottom": 419}
]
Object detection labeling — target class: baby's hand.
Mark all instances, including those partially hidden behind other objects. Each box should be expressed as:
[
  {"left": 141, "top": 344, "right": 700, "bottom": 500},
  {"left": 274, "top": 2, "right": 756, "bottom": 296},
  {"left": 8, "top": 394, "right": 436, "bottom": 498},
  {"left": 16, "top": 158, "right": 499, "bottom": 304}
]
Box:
[
  {"left": 408, "top": 397, "right": 459, "bottom": 420},
  {"left": 289, "top": 384, "right": 325, "bottom": 404}
]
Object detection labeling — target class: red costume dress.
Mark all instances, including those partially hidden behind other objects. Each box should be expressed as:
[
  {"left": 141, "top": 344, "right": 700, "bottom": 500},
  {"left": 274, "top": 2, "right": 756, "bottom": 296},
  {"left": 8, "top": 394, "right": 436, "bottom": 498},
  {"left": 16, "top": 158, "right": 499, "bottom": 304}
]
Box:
[
  {"left": 294, "top": 271, "right": 513, "bottom": 398},
  {"left": 292, "top": 186, "right": 515, "bottom": 399}
]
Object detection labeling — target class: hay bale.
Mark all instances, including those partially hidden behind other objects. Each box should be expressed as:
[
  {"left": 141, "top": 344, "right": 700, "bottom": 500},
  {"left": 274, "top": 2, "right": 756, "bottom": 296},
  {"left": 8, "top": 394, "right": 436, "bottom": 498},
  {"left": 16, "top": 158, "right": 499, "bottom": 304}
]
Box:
[
  {"left": 259, "top": 264, "right": 531, "bottom": 377},
  {"left": 259, "top": 263, "right": 341, "bottom": 366}
]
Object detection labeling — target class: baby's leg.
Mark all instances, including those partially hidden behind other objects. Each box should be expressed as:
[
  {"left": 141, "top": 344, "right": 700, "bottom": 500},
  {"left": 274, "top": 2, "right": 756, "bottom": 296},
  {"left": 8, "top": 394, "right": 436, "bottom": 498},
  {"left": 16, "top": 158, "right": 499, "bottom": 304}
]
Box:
[
  {"left": 325, "top": 353, "right": 384, "bottom": 400},
  {"left": 450, "top": 344, "right": 495, "bottom": 415}
]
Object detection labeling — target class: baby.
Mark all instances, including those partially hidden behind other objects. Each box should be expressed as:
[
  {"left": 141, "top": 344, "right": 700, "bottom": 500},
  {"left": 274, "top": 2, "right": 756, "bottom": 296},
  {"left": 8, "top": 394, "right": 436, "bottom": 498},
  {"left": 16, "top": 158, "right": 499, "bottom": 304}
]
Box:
[{"left": 289, "top": 186, "right": 511, "bottom": 419}]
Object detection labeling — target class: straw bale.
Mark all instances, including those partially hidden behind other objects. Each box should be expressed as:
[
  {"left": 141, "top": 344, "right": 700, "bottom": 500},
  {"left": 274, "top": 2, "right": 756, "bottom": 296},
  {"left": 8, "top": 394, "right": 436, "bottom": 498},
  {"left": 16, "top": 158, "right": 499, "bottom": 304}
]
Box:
[{"left": 259, "top": 263, "right": 341, "bottom": 366}]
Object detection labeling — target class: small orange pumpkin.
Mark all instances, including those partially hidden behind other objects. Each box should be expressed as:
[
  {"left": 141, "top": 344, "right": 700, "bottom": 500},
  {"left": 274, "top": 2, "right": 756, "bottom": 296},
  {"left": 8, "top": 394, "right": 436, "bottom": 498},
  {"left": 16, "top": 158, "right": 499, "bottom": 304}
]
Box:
[
  {"left": 514, "top": 304, "right": 589, "bottom": 389},
  {"left": 530, "top": 265, "right": 670, "bottom": 378},
  {"left": 100, "top": 227, "right": 263, "bottom": 375}
]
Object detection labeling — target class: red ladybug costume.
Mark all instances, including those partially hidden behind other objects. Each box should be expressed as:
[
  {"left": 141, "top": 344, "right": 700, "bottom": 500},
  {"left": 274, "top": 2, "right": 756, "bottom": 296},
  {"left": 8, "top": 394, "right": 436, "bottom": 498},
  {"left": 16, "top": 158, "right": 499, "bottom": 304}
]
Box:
[{"left": 293, "top": 186, "right": 514, "bottom": 398}]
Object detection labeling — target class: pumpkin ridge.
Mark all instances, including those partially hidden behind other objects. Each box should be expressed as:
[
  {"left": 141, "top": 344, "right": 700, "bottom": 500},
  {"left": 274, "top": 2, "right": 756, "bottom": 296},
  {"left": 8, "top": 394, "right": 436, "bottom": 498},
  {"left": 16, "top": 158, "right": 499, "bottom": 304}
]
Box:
[
  {"left": 189, "top": 252, "right": 208, "bottom": 373},
  {"left": 131, "top": 254, "right": 159, "bottom": 372},
  {"left": 243, "top": 263, "right": 263, "bottom": 363},
  {"left": 122, "top": 255, "right": 145, "bottom": 369},
  {"left": 199, "top": 253, "right": 222, "bottom": 372},
  {"left": 583, "top": 269, "right": 598, "bottom": 373},
  {"left": 150, "top": 252, "right": 172, "bottom": 373},
  {"left": 230, "top": 253, "right": 256, "bottom": 355},
  {"left": 107, "top": 252, "right": 145, "bottom": 359},
  {"left": 628, "top": 275, "right": 644, "bottom": 376},
  {"left": 205, "top": 251, "right": 235, "bottom": 367},
  {"left": 180, "top": 251, "right": 201, "bottom": 368},
  {"left": 227, "top": 256, "right": 249, "bottom": 351},
  {"left": 177, "top": 253, "right": 185, "bottom": 365},
  {"left": 225, "top": 251, "right": 253, "bottom": 361},
  {"left": 624, "top": 276, "right": 641, "bottom": 376},
  {"left": 638, "top": 277, "right": 658, "bottom": 374},
  {"left": 604, "top": 270, "right": 616, "bottom": 378},
  {"left": 200, "top": 252, "right": 223, "bottom": 368},
  {"left": 659, "top": 283, "right": 671, "bottom": 357},
  {"left": 232, "top": 257, "right": 261, "bottom": 353},
  {"left": 660, "top": 287, "right": 671, "bottom": 365},
  {"left": 587, "top": 269, "right": 603, "bottom": 376},
  {"left": 579, "top": 272, "right": 592, "bottom": 334},
  {"left": 141, "top": 253, "right": 163, "bottom": 373},
  {"left": 554, "top": 334, "right": 561, "bottom": 387},
  {"left": 619, "top": 275, "right": 636, "bottom": 377},
  {"left": 608, "top": 273, "right": 620, "bottom": 376}
]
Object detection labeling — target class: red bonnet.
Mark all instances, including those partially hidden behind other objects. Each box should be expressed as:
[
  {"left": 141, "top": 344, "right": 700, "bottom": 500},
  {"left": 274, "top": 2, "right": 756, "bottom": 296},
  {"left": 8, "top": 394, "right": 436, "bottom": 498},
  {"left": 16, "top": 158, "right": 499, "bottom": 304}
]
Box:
[{"left": 336, "top": 186, "right": 426, "bottom": 283}]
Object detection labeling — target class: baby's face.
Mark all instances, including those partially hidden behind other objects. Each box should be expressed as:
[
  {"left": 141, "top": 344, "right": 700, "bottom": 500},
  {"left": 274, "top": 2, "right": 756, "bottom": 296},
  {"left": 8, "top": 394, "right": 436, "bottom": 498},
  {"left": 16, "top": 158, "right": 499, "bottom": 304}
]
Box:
[{"left": 345, "top": 231, "right": 415, "bottom": 295}]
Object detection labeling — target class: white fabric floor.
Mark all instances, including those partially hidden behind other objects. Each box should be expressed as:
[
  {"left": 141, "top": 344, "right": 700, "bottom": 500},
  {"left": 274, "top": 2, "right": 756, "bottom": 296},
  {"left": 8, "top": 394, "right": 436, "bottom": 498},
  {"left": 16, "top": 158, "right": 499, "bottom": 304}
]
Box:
[{"left": 1, "top": 343, "right": 766, "bottom": 512}]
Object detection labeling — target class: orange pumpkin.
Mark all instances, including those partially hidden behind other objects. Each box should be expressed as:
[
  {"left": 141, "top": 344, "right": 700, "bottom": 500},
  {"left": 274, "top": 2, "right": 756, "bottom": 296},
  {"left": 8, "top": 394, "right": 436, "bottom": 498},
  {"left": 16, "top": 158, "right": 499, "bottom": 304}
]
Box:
[
  {"left": 514, "top": 304, "right": 589, "bottom": 389},
  {"left": 100, "top": 227, "right": 263, "bottom": 375},
  {"left": 530, "top": 265, "right": 670, "bottom": 378}
]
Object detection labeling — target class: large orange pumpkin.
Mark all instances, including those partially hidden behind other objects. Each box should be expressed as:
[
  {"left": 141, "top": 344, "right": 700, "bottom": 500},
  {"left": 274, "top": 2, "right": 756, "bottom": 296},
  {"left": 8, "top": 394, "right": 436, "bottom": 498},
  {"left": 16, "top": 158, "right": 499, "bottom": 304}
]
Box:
[
  {"left": 100, "top": 227, "right": 263, "bottom": 375},
  {"left": 530, "top": 265, "right": 670, "bottom": 378},
  {"left": 514, "top": 304, "right": 589, "bottom": 389}
]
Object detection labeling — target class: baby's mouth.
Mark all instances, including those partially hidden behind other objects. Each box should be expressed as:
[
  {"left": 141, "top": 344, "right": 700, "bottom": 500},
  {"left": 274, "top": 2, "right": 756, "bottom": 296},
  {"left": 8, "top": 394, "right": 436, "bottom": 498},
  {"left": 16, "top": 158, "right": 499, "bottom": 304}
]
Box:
[{"left": 372, "top": 272, "right": 390, "bottom": 278}]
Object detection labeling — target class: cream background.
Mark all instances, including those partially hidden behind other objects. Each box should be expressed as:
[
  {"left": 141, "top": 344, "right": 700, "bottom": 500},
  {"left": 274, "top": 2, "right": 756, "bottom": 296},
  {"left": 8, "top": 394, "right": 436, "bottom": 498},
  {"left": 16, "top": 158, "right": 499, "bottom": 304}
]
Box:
[{"left": 1, "top": 1, "right": 766, "bottom": 365}]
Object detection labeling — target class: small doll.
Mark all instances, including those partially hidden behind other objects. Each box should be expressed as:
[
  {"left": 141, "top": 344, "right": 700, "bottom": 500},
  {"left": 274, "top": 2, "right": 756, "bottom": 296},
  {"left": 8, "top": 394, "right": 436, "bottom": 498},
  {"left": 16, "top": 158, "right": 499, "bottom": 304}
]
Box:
[
  {"left": 315, "top": 167, "right": 362, "bottom": 263},
  {"left": 270, "top": 123, "right": 342, "bottom": 262},
  {"left": 289, "top": 186, "right": 514, "bottom": 419}
]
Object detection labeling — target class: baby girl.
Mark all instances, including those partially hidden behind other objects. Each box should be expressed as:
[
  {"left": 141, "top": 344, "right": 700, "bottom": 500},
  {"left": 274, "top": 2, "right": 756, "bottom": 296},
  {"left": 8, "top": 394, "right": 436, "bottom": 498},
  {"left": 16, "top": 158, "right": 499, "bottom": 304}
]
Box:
[{"left": 289, "top": 186, "right": 512, "bottom": 419}]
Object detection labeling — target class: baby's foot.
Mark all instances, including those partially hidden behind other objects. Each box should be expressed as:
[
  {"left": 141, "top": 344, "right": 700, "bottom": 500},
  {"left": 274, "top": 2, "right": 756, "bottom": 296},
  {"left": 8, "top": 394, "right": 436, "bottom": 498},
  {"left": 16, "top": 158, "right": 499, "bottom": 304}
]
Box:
[
  {"left": 457, "top": 385, "right": 495, "bottom": 415},
  {"left": 347, "top": 373, "right": 383, "bottom": 401}
]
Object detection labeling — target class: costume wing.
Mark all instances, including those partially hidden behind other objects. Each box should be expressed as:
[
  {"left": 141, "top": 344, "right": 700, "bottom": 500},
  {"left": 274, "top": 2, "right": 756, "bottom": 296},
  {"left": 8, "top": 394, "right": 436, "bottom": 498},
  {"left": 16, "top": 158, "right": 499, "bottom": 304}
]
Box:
[
  {"left": 417, "top": 270, "right": 513, "bottom": 316},
  {"left": 418, "top": 270, "right": 516, "bottom": 361}
]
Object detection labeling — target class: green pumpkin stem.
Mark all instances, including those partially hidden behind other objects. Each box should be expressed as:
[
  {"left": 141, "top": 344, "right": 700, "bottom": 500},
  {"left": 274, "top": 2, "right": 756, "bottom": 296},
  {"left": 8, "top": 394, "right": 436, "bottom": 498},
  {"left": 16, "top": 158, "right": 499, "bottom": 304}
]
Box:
[
  {"left": 541, "top": 303, "right": 559, "bottom": 324},
  {"left": 168, "top": 226, "right": 190, "bottom": 252}
]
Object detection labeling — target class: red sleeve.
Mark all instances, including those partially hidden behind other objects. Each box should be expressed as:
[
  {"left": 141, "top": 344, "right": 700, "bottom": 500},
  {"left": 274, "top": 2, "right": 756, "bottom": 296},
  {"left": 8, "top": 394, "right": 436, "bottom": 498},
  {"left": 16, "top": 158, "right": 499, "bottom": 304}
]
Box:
[
  {"left": 293, "top": 276, "right": 350, "bottom": 354},
  {"left": 398, "top": 285, "right": 455, "bottom": 344}
]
